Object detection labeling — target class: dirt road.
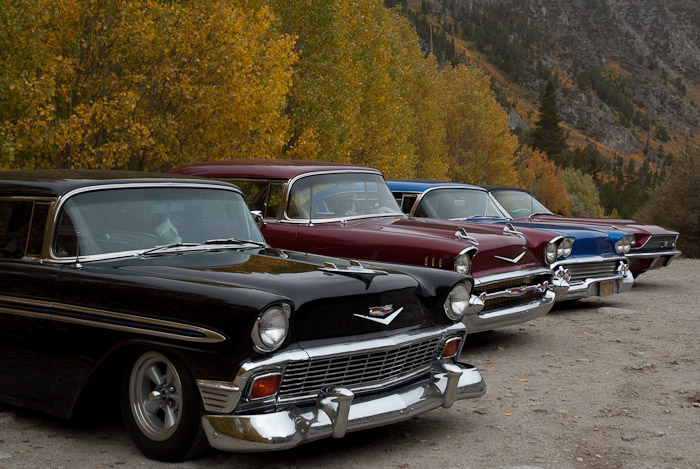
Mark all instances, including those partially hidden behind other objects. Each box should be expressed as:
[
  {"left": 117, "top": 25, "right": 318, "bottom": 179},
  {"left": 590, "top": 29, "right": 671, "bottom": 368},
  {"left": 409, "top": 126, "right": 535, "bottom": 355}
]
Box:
[{"left": 1, "top": 259, "right": 698, "bottom": 468}]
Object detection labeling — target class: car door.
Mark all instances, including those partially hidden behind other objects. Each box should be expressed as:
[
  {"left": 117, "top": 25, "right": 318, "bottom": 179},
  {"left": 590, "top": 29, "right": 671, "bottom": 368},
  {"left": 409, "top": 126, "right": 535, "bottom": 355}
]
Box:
[{"left": 0, "top": 199, "right": 58, "bottom": 412}]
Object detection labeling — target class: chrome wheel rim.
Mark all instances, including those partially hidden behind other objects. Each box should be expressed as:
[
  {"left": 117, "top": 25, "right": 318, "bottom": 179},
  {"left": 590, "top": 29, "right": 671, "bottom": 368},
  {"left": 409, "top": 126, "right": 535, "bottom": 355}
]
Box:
[{"left": 129, "top": 351, "right": 183, "bottom": 441}]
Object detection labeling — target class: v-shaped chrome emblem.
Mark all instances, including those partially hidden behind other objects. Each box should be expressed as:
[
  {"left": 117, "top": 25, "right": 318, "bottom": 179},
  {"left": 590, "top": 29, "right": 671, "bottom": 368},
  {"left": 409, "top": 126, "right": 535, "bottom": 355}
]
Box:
[
  {"left": 353, "top": 307, "right": 404, "bottom": 325},
  {"left": 494, "top": 251, "right": 526, "bottom": 264}
]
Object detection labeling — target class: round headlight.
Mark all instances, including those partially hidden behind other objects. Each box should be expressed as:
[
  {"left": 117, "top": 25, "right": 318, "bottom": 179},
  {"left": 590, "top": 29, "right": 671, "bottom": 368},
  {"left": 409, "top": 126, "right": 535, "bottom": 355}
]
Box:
[
  {"left": 444, "top": 282, "right": 471, "bottom": 320},
  {"left": 622, "top": 236, "right": 632, "bottom": 253},
  {"left": 453, "top": 252, "right": 472, "bottom": 275},
  {"left": 561, "top": 238, "right": 574, "bottom": 257},
  {"left": 615, "top": 238, "right": 625, "bottom": 254},
  {"left": 253, "top": 304, "right": 290, "bottom": 351},
  {"left": 544, "top": 242, "right": 558, "bottom": 264}
]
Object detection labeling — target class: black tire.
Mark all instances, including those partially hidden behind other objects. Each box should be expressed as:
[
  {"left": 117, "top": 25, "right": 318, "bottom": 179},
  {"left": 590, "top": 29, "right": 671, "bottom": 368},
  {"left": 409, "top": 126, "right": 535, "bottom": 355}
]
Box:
[{"left": 120, "top": 350, "right": 209, "bottom": 462}]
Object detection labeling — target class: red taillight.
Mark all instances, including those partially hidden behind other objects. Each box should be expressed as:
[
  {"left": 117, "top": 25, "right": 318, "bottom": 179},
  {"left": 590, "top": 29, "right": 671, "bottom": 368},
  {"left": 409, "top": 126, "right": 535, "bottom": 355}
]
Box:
[
  {"left": 249, "top": 374, "right": 281, "bottom": 400},
  {"left": 442, "top": 338, "right": 461, "bottom": 358}
]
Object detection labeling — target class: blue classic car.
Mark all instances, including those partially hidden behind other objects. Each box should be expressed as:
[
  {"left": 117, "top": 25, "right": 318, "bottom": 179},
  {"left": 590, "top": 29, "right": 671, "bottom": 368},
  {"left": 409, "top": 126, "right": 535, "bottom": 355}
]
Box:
[{"left": 388, "top": 180, "right": 635, "bottom": 301}]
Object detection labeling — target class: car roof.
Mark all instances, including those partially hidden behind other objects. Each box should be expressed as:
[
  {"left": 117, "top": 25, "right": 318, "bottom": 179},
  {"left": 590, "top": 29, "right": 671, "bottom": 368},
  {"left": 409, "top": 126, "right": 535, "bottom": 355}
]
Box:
[
  {"left": 173, "top": 159, "right": 377, "bottom": 180},
  {"left": 480, "top": 185, "right": 531, "bottom": 194},
  {"left": 0, "top": 169, "right": 237, "bottom": 198},
  {"left": 388, "top": 179, "right": 485, "bottom": 192}
]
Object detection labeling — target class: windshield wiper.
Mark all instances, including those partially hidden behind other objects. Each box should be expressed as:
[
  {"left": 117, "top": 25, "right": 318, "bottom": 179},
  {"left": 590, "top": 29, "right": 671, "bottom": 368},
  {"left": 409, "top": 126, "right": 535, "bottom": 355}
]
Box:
[
  {"left": 204, "top": 238, "right": 268, "bottom": 248},
  {"left": 529, "top": 212, "right": 558, "bottom": 217},
  {"left": 462, "top": 215, "right": 499, "bottom": 220},
  {"left": 140, "top": 242, "right": 202, "bottom": 256}
]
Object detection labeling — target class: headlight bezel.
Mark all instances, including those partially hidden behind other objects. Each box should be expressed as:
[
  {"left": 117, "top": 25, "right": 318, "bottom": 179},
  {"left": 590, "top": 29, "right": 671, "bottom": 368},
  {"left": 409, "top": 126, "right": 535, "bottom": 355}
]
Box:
[
  {"left": 453, "top": 247, "right": 475, "bottom": 275},
  {"left": 444, "top": 281, "right": 473, "bottom": 320},
  {"left": 252, "top": 303, "right": 292, "bottom": 352},
  {"left": 615, "top": 235, "right": 634, "bottom": 254},
  {"left": 544, "top": 241, "right": 558, "bottom": 264}
]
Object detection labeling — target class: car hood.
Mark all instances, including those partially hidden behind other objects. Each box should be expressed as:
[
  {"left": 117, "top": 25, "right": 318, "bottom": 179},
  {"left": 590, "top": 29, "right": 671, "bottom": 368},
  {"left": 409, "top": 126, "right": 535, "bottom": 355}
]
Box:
[
  {"left": 502, "top": 220, "right": 631, "bottom": 258},
  {"left": 81, "top": 248, "right": 451, "bottom": 342},
  {"left": 526, "top": 215, "right": 678, "bottom": 236},
  {"left": 385, "top": 217, "right": 555, "bottom": 276}
]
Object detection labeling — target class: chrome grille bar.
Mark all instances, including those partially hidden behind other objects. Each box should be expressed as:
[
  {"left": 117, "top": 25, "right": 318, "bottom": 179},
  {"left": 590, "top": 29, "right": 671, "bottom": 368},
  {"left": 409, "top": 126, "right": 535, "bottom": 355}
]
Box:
[
  {"left": 568, "top": 261, "right": 617, "bottom": 281},
  {"left": 278, "top": 336, "right": 443, "bottom": 400}
]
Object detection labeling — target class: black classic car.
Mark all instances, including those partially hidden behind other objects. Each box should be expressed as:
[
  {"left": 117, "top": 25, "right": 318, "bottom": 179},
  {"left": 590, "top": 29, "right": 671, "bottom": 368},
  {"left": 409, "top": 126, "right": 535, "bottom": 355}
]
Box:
[{"left": 0, "top": 170, "right": 485, "bottom": 461}]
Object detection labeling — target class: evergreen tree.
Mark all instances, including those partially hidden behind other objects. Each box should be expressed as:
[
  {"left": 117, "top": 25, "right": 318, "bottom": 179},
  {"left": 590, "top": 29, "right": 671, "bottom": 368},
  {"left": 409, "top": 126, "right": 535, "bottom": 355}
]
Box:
[{"left": 529, "top": 80, "right": 568, "bottom": 163}]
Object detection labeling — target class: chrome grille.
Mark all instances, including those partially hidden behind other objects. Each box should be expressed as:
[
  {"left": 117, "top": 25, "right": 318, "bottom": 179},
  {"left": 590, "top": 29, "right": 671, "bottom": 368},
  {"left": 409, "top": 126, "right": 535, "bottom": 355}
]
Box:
[
  {"left": 569, "top": 261, "right": 617, "bottom": 282},
  {"left": 640, "top": 235, "right": 678, "bottom": 251},
  {"left": 475, "top": 273, "right": 550, "bottom": 311},
  {"left": 278, "top": 336, "right": 443, "bottom": 400}
]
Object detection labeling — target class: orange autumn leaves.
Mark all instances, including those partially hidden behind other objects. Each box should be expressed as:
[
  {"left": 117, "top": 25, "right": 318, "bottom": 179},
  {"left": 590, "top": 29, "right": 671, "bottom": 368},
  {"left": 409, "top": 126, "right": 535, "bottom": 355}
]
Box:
[
  {"left": 1, "top": 0, "right": 296, "bottom": 171},
  {"left": 2, "top": 0, "right": 570, "bottom": 213}
]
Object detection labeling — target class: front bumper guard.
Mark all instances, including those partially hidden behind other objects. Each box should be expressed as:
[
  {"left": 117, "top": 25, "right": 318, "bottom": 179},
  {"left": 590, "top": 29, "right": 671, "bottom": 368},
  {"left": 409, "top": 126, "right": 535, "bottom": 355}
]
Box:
[{"left": 201, "top": 361, "right": 485, "bottom": 452}]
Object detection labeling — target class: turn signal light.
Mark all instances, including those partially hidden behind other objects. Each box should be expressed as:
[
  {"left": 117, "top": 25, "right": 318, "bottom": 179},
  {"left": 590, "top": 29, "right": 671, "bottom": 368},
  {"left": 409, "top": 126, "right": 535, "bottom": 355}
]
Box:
[
  {"left": 442, "top": 338, "right": 461, "bottom": 358},
  {"left": 249, "top": 374, "right": 282, "bottom": 400}
]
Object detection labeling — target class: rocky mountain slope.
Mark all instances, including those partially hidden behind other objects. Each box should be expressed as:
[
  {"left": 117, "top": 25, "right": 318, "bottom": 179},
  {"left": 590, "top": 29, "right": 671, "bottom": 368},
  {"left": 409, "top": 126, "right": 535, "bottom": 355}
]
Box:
[{"left": 412, "top": 0, "right": 700, "bottom": 163}]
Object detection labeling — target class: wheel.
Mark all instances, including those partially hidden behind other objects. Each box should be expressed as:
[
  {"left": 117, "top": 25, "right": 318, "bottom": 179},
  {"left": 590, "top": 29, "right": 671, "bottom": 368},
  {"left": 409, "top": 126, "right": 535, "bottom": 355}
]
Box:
[{"left": 120, "top": 351, "right": 208, "bottom": 462}]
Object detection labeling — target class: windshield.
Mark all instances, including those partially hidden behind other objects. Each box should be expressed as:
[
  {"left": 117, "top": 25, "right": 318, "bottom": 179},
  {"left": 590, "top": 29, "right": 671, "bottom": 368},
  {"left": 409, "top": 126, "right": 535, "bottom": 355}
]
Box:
[
  {"left": 491, "top": 190, "right": 553, "bottom": 218},
  {"left": 287, "top": 172, "right": 403, "bottom": 220},
  {"left": 54, "top": 187, "right": 265, "bottom": 258},
  {"left": 415, "top": 188, "right": 504, "bottom": 219}
]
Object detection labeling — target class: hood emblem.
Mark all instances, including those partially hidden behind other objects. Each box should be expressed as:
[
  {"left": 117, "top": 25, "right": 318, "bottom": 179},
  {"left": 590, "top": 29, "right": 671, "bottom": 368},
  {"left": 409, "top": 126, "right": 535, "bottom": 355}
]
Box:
[
  {"left": 354, "top": 305, "right": 404, "bottom": 325},
  {"left": 494, "top": 251, "right": 526, "bottom": 264}
]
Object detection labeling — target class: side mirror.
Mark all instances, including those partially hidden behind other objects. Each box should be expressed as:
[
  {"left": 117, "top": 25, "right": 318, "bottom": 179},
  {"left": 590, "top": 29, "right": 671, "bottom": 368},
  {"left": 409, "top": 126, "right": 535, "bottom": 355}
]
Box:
[{"left": 250, "top": 210, "right": 265, "bottom": 226}]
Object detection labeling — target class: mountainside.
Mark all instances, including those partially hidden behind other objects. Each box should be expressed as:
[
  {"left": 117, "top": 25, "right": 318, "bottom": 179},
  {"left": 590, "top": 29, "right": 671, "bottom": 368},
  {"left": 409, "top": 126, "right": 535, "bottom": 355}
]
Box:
[{"left": 404, "top": 0, "right": 700, "bottom": 165}]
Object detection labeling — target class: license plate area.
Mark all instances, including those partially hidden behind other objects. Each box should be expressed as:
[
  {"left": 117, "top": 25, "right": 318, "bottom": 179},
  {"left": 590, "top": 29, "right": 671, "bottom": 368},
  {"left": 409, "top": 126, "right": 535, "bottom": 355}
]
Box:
[{"left": 599, "top": 280, "right": 614, "bottom": 296}]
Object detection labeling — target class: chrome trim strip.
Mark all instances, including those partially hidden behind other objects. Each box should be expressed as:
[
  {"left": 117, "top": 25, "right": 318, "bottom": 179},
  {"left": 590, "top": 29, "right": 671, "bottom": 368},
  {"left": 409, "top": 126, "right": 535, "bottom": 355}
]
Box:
[
  {"left": 0, "top": 294, "right": 226, "bottom": 343},
  {"left": 550, "top": 255, "right": 627, "bottom": 268},
  {"left": 472, "top": 267, "right": 553, "bottom": 287},
  {"left": 626, "top": 250, "right": 681, "bottom": 259}
]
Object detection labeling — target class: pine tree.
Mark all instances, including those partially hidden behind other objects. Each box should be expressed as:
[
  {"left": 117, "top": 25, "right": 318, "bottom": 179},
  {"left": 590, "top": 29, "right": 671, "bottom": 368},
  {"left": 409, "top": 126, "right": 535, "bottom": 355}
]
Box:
[{"left": 530, "top": 80, "right": 569, "bottom": 163}]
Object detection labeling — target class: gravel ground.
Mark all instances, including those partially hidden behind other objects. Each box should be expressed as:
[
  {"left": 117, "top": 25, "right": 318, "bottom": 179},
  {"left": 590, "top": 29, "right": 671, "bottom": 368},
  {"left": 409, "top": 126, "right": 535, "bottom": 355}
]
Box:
[{"left": 1, "top": 259, "right": 698, "bottom": 469}]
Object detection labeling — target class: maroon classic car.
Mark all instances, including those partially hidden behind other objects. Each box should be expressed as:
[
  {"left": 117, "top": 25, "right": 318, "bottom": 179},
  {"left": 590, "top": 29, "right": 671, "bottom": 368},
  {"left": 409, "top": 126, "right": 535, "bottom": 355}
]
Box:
[
  {"left": 174, "top": 160, "right": 572, "bottom": 334},
  {"left": 484, "top": 187, "right": 681, "bottom": 277}
]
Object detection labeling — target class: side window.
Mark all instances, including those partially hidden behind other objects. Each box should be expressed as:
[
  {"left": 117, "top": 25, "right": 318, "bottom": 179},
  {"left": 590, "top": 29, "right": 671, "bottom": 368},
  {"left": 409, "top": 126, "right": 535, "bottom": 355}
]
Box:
[
  {"left": 400, "top": 194, "right": 418, "bottom": 215},
  {"left": 266, "top": 184, "right": 283, "bottom": 219},
  {"left": 26, "top": 202, "right": 50, "bottom": 257},
  {"left": 54, "top": 210, "right": 78, "bottom": 258},
  {"left": 0, "top": 200, "right": 33, "bottom": 259},
  {"left": 224, "top": 180, "right": 268, "bottom": 213}
]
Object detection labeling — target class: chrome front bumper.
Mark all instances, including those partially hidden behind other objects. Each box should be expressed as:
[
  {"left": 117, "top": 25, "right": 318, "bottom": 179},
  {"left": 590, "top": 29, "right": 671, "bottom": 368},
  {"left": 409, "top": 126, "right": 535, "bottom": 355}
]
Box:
[
  {"left": 464, "top": 268, "right": 558, "bottom": 333},
  {"left": 201, "top": 361, "right": 485, "bottom": 452},
  {"left": 463, "top": 289, "right": 555, "bottom": 333},
  {"left": 555, "top": 271, "right": 634, "bottom": 301}
]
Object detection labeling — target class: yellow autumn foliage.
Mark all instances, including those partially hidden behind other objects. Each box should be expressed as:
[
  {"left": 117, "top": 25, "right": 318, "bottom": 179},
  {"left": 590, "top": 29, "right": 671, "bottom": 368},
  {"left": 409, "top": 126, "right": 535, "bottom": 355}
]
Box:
[
  {"left": 269, "top": 0, "right": 447, "bottom": 179},
  {"left": 436, "top": 64, "right": 519, "bottom": 186},
  {"left": 0, "top": 0, "right": 296, "bottom": 171},
  {"left": 516, "top": 145, "right": 571, "bottom": 215}
]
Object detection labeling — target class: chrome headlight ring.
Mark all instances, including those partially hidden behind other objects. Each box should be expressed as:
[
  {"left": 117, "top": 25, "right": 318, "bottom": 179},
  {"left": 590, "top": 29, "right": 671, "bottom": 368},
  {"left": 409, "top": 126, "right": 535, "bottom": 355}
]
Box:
[
  {"left": 544, "top": 241, "right": 558, "bottom": 264},
  {"left": 252, "top": 303, "right": 291, "bottom": 352},
  {"left": 444, "top": 282, "right": 472, "bottom": 320},
  {"left": 615, "top": 235, "right": 634, "bottom": 254},
  {"left": 453, "top": 247, "right": 475, "bottom": 275}
]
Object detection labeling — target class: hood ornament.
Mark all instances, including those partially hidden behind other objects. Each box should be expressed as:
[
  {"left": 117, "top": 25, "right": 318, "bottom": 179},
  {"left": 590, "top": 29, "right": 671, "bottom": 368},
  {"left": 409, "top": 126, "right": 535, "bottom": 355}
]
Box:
[
  {"left": 502, "top": 223, "right": 525, "bottom": 238},
  {"left": 354, "top": 305, "right": 404, "bottom": 325},
  {"left": 455, "top": 227, "right": 479, "bottom": 245}
]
